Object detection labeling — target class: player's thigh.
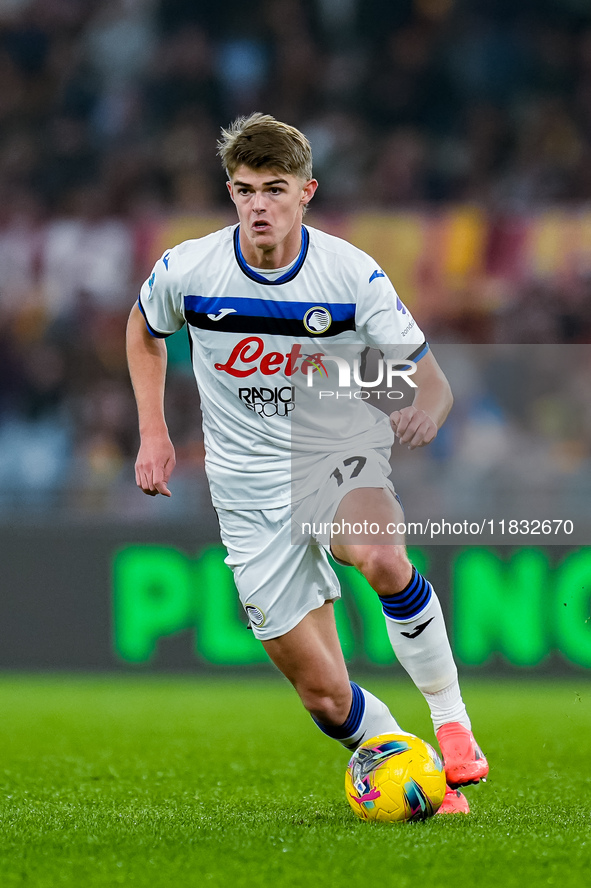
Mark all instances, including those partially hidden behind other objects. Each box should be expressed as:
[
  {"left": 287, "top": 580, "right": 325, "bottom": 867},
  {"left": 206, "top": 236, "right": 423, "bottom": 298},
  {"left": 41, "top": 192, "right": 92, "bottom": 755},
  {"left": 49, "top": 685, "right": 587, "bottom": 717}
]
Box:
[
  {"left": 293, "top": 448, "right": 396, "bottom": 551},
  {"left": 331, "top": 486, "right": 407, "bottom": 559}
]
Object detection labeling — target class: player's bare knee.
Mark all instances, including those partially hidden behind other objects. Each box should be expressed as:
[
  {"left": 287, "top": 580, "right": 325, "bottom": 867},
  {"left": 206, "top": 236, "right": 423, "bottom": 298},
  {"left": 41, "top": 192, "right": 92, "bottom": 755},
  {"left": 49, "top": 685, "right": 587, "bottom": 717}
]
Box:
[{"left": 357, "top": 546, "right": 412, "bottom": 596}]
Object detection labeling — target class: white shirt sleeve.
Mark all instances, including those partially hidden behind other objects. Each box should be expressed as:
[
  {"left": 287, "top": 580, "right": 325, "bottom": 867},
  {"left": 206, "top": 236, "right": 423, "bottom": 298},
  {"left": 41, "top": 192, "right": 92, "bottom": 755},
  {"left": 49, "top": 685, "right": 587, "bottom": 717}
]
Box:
[
  {"left": 355, "top": 263, "right": 427, "bottom": 361},
  {"left": 137, "top": 247, "right": 186, "bottom": 337}
]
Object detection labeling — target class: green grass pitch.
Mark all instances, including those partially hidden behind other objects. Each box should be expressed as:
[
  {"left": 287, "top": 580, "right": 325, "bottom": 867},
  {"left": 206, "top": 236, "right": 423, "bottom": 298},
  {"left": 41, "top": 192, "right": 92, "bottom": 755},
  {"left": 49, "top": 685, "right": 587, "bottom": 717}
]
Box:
[{"left": 1, "top": 674, "right": 590, "bottom": 888}]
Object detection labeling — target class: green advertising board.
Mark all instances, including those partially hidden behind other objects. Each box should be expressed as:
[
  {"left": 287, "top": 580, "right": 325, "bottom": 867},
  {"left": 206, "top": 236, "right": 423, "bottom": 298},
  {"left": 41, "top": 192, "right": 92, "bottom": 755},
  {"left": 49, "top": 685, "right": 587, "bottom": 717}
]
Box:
[{"left": 112, "top": 545, "right": 591, "bottom": 670}]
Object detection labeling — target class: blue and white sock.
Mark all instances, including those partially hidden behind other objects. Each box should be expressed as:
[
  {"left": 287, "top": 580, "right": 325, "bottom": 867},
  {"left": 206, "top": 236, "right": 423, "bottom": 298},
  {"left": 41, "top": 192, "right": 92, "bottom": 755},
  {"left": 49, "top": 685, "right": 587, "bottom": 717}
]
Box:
[
  {"left": 379, "top": 567, "right": 470, "bottom": 731},
  {"left": 312, "top": 681, "right": 405, "bottom": 751}
]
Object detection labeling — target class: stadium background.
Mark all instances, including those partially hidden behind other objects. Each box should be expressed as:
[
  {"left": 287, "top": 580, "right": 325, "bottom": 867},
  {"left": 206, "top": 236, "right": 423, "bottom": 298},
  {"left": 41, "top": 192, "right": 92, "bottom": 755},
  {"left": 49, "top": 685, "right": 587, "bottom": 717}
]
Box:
[{"left": 0, "top": 0, "right": 590, "bottom": 676}]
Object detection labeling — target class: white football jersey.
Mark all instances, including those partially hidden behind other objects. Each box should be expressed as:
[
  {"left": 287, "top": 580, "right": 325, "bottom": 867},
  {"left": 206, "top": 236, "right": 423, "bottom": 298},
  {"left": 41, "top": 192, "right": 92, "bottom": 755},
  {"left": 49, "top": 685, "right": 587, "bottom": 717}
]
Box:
[{"left": 138, "top": 224, "right": 427, "bottom": 508}]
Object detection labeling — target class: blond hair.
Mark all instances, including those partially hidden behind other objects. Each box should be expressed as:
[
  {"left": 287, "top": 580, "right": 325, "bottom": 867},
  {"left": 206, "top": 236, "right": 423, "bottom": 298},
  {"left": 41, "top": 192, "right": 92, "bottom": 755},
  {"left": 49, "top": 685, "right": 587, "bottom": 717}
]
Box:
[{"left": 218, "top": 113, "right": 313, "bottom": 181}]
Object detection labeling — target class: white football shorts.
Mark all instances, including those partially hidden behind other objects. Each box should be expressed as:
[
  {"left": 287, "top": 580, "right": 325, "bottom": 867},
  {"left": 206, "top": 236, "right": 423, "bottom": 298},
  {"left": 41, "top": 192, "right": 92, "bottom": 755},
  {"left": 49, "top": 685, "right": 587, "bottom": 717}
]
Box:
[
  {"left": 217, "top": 503, "right": 341, "bottom": 641},
  {"left": 291, "top": 447, "right": 395, "bottom": 550},
  {"left": 216, "top": 448, "right": 395, "bottom": 641}
]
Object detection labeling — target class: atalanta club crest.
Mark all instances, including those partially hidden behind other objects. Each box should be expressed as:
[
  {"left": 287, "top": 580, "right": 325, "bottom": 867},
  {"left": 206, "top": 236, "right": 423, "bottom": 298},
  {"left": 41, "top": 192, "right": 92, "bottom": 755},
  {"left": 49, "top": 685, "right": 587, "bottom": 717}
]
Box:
[
  {"left": 245, "top": 605, "right": 266, "bottom": 627},
  {"left": 303, "top": 306, "right": 332, "bottom": 334}
]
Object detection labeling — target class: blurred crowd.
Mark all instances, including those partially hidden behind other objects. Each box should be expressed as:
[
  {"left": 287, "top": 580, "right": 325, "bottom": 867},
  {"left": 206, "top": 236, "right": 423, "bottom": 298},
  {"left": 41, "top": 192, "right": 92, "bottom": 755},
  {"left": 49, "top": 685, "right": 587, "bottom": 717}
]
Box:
[
  {"left": 2, "top": 0, "right": 591, "bottom": 216},
  {"left": 0, "top": 0, "right": 590, "bottom": 517}
]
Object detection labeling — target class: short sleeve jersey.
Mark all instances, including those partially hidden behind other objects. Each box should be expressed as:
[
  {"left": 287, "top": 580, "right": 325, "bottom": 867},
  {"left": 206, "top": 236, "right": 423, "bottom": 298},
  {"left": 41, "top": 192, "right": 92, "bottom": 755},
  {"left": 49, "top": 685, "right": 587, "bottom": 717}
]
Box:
[{"left": 138, "top": 224, "right": 427, "bottom": 509}]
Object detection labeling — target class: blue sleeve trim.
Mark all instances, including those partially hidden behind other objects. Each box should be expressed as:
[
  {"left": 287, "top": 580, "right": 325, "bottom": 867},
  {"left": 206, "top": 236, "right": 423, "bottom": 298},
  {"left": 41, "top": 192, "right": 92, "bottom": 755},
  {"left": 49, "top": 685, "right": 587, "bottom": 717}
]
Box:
[
  {"left": 407, "top": 341, "right": 429, "bottom": 363},
  {"left": 395, "top": 341, "right": 429, "bottom": 372},
  {"left": 137, "top": 295, "right": 173, "bottom": 339}
]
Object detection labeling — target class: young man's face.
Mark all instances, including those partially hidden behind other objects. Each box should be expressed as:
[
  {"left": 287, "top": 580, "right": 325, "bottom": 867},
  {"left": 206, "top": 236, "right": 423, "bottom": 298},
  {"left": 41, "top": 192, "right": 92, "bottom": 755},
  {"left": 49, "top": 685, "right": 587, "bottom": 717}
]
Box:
[{"left": 227, "top": 165, "right": 317, "bottom": 258}]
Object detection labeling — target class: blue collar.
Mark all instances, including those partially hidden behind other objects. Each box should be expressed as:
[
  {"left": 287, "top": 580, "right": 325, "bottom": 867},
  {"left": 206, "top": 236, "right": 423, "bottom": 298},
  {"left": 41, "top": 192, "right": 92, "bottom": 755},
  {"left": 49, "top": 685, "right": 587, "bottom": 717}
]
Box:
[{"left": 234, "top": 225, "right": 309, "bottom": 285}]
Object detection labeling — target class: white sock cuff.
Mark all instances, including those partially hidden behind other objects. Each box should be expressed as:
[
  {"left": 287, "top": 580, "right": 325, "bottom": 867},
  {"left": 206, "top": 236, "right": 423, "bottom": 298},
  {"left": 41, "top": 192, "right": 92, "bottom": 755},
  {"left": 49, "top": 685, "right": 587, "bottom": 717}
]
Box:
[{"left": 341, "top": 687, "right": 402, "bottom": 751}]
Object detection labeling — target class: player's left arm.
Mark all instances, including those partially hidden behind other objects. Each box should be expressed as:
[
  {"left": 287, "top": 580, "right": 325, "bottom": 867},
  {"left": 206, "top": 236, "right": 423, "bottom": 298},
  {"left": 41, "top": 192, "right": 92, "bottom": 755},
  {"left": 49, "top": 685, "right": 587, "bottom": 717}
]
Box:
[{"left": 390, "top": 349, "right": 453, "bottom": 449}]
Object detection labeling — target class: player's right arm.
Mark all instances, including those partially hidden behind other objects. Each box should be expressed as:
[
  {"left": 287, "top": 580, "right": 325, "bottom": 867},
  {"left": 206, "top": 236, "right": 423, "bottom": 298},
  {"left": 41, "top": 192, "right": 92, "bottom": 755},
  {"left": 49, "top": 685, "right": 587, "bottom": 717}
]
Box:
[{"left": 126, "top": 302, "right": 175, "bottom": 497}]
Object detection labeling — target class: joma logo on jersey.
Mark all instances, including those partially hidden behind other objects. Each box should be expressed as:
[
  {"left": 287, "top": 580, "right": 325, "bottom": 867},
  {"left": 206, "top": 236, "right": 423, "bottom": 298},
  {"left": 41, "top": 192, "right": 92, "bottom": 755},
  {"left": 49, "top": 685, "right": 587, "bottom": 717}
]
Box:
[
  {"left": 207, "top": 308, "right": 237, "bottom": 321},
  {"left": 239, "top": 386, "right": 295, "bottom": 417}
]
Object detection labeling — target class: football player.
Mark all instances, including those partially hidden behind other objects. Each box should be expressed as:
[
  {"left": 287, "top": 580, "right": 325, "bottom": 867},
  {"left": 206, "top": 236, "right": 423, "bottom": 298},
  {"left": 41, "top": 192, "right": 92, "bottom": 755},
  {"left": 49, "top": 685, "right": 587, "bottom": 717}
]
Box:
[{"left": 127, "top": 114, "right": 488, "bottom": 814}]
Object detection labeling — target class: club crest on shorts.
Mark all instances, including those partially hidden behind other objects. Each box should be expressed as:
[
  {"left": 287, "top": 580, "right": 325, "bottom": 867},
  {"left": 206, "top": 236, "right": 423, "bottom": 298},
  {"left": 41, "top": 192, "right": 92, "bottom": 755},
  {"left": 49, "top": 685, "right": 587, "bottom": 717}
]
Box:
[
  {"left": 245, "top": 604, "right": 266, "bottom": 628},
  {"left": 303, "top": 306, "right": 332, "bottom": 334}
]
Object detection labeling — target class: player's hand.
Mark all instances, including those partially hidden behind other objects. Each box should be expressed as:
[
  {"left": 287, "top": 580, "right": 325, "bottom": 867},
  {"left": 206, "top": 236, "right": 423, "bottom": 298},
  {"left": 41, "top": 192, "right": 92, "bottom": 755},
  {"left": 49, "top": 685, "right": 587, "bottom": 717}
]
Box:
[
  {"left": 135, "top": 434, "right": 176, "bottom": 496},
  {"left": 390, "top": 406, "right": 438, "bottom": 450}
]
